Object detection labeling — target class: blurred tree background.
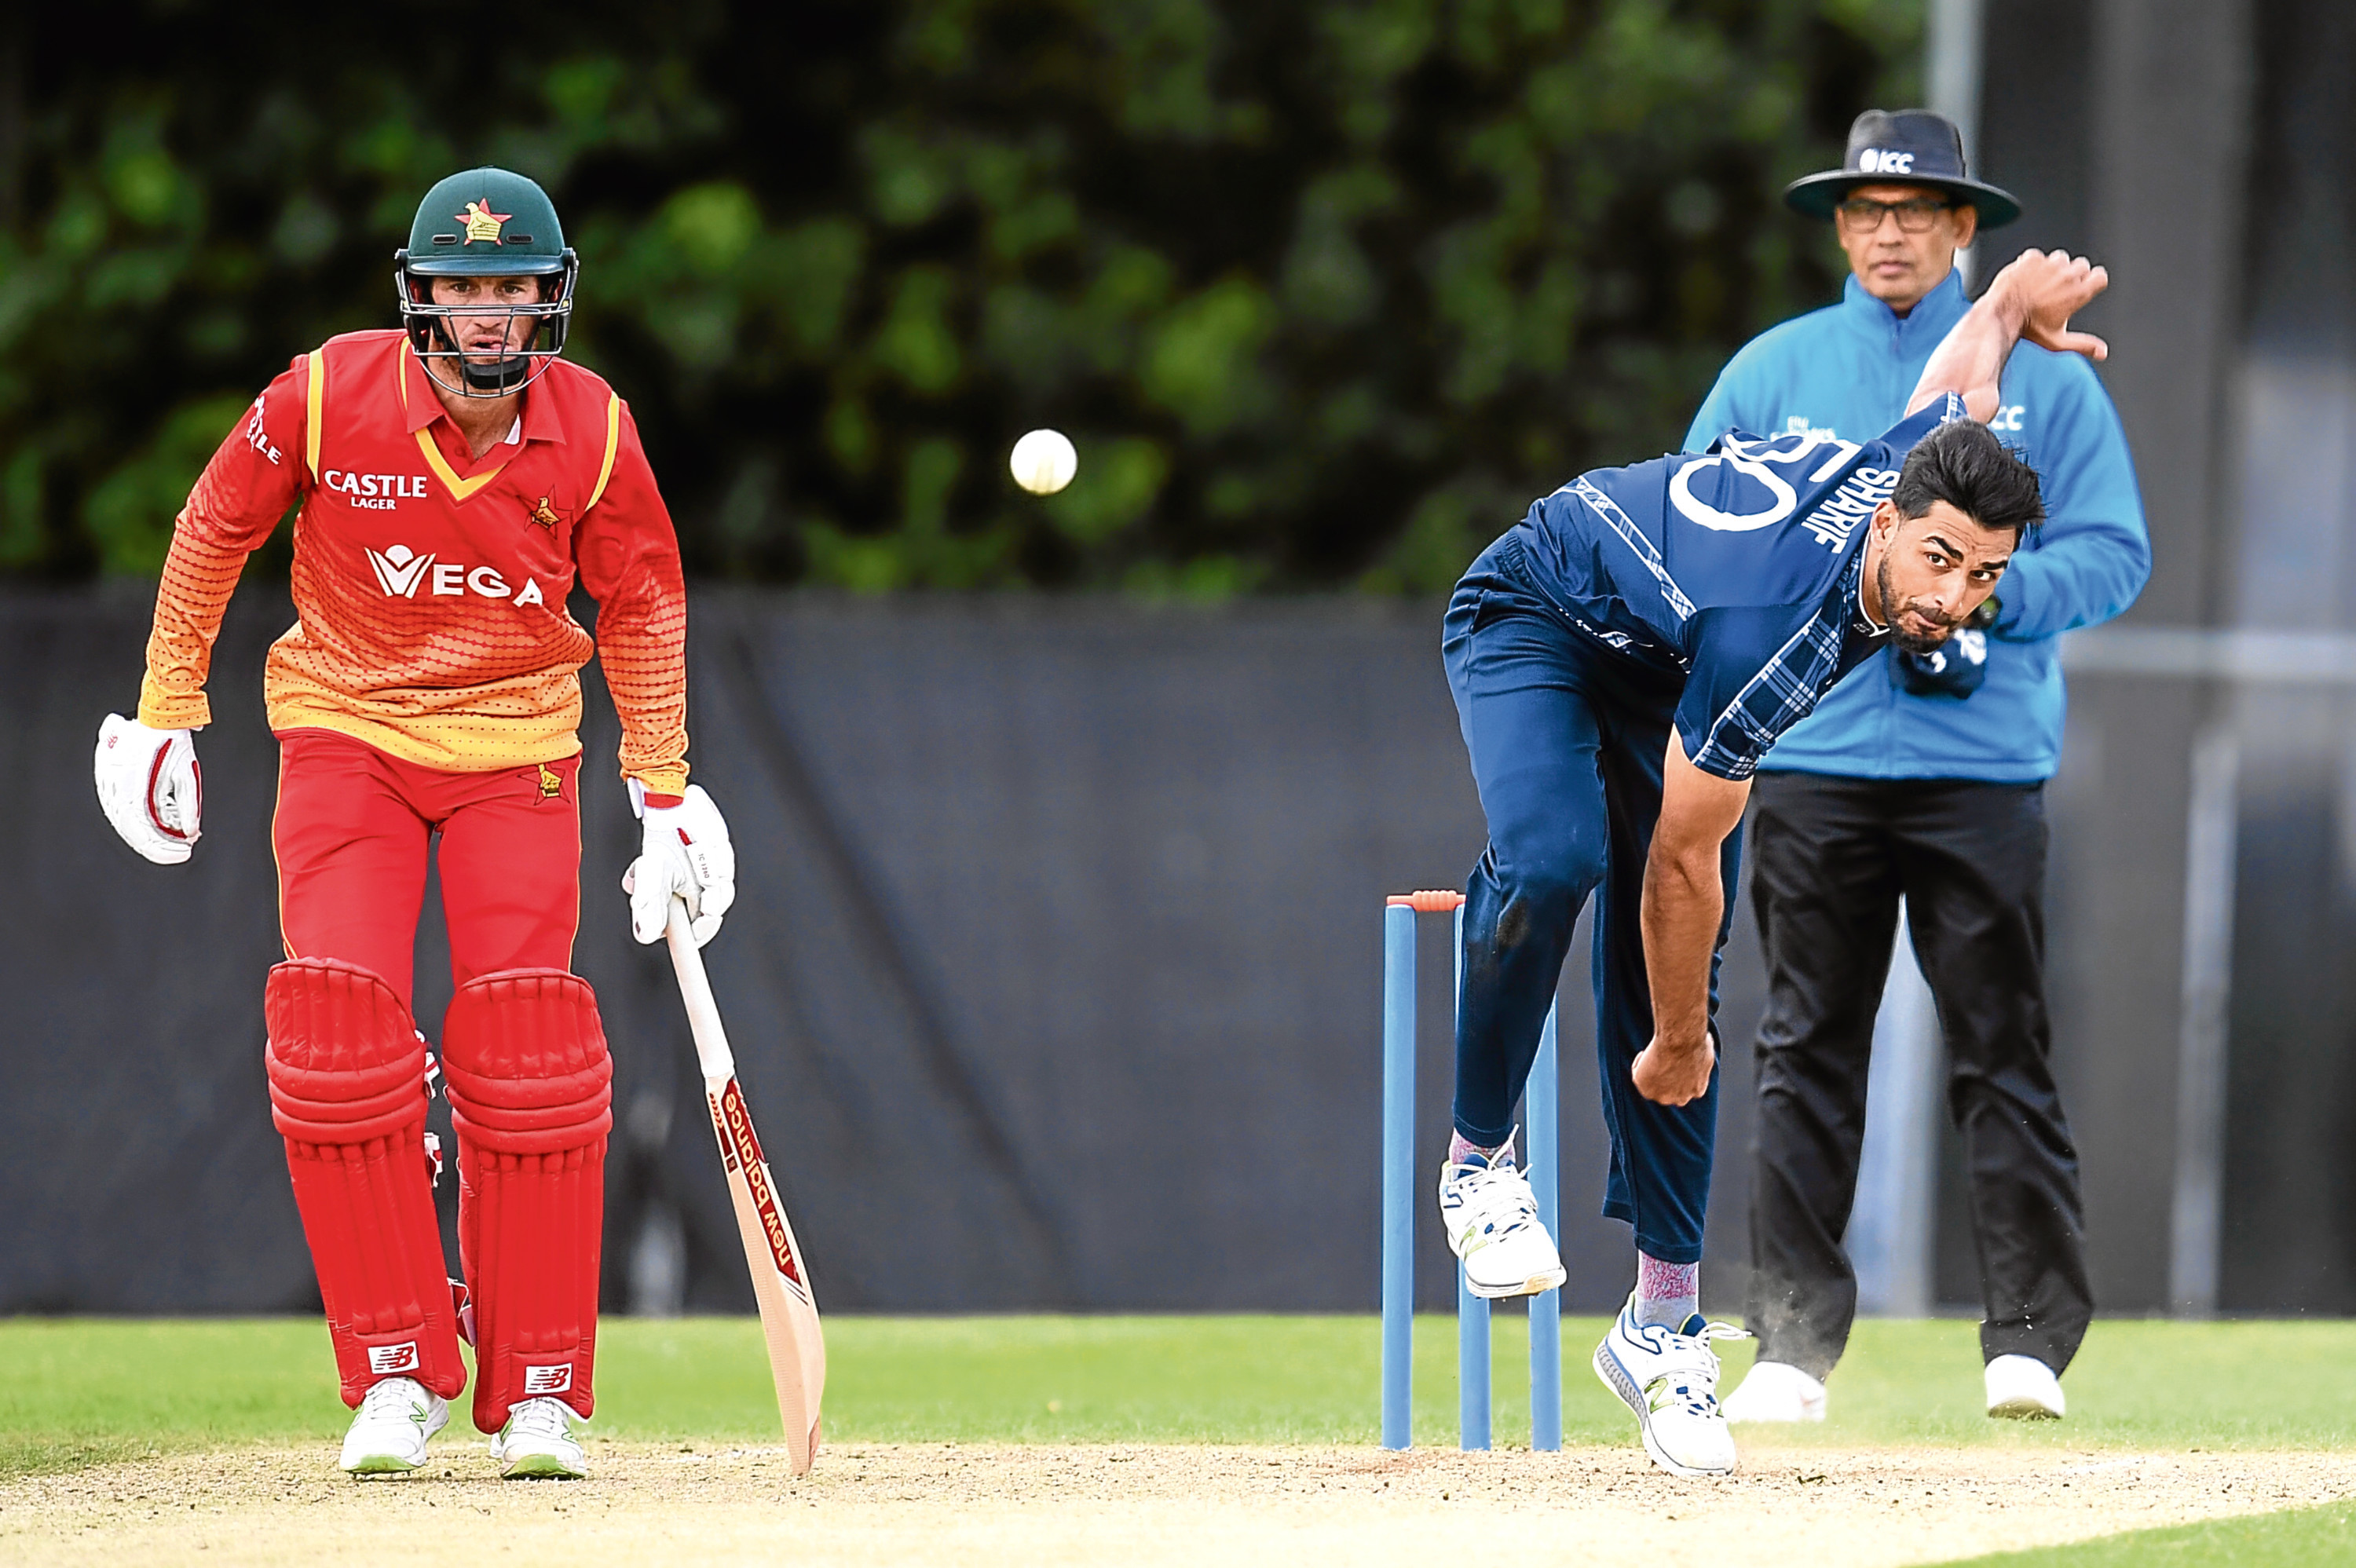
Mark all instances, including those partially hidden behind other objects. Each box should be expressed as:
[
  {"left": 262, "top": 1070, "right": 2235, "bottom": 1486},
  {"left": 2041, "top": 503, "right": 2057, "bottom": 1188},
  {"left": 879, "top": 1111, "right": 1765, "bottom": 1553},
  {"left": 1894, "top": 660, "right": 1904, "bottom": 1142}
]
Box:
[{"left": 0, "top": 0, "right": 1918, "bottom": 594}]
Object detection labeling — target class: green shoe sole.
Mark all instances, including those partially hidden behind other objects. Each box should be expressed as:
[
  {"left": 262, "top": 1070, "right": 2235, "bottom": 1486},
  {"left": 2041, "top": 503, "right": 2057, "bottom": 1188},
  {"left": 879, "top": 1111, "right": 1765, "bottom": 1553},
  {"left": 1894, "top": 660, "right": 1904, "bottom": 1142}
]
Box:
[{"left": 499, "top": 1452, "right": 586, "bottom": 1480}]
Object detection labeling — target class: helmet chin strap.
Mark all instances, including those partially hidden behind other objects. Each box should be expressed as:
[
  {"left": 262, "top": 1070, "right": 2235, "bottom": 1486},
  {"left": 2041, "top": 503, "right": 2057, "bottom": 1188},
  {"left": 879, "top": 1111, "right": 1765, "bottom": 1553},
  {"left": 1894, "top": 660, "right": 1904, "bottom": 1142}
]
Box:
[
  {"left": 459, "top": 353, "right": 532, "bottom": 395},
  {"left": 426, "top": 316, "right": 532, "bottom": 397}
]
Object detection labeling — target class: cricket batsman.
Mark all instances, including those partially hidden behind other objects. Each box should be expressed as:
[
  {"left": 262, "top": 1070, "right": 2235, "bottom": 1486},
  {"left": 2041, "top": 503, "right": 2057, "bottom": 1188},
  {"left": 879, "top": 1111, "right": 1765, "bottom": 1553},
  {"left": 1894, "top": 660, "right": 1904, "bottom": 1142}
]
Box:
[
  {"left": 1432, "top": 246, "right": 2108, "bottom": 1477},
  {"left": 90, "top": 168, "right": 734, "bottom": 1479}
]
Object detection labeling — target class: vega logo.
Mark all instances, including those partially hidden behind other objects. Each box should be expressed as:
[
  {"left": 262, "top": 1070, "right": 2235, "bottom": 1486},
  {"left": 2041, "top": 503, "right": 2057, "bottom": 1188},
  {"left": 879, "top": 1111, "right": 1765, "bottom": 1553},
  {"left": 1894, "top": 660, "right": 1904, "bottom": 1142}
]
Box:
[{"left": 364, "top": 543, "right": 547, "bottom": 606}]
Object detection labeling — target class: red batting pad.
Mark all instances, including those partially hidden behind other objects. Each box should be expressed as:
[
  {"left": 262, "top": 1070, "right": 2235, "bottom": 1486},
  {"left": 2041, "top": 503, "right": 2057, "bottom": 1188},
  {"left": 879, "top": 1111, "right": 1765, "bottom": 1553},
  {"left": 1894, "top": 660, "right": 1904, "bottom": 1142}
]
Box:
[
  {"left": 441, "top": 967, "right": 613, "bottom": 1432},
  {"left": 265, "top": 958, "right": 465, "bottom": 1406}
]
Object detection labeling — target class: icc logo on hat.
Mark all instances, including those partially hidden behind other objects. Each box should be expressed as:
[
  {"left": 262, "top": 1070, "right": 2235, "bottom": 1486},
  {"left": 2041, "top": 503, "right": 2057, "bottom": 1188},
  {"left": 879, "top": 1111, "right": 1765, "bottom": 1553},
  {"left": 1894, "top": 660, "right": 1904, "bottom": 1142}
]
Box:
[{"left": 1784, "top": 110, "right": 2021, "bottom": 228}]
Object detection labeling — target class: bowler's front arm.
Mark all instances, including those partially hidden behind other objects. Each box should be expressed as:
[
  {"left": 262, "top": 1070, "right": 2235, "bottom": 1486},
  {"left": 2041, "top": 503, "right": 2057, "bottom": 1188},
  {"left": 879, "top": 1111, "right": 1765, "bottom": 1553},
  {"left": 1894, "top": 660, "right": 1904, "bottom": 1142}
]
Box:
[{"left": 1632, "top": 734, "right": 1751, "bottom": 1106}]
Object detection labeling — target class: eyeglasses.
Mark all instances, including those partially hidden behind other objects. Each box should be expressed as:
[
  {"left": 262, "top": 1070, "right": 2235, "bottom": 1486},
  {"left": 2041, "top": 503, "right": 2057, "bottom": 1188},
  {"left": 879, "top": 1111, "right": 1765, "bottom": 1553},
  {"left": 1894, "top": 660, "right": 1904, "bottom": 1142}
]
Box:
[{"left": 1835, "top": 196, "right": 1953, "bottom": 234}]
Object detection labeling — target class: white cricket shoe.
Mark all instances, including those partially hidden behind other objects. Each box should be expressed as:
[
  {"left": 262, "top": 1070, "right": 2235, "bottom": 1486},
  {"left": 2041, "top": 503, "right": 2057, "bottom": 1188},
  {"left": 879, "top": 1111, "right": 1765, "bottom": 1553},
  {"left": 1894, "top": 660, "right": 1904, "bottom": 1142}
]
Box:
[
  {"left": 1985, "top": 1354, "right": 2065, "bottom": 1420},
  {"left": 340, "top": 1376, "right": 448, "bottom": 1477},
  {"left": 1436, "top": 1141, "right": 1567, "bottom": 1299},
  {"left": 491, "top": 1395, "right": 588, "bottom": 1479},
  {"left": 1721, "top": 1358, "right": 1827, "bottom": 1424},
  {"left": 1591, "top": 1294, "right": 1743, "bottom": 1477}
]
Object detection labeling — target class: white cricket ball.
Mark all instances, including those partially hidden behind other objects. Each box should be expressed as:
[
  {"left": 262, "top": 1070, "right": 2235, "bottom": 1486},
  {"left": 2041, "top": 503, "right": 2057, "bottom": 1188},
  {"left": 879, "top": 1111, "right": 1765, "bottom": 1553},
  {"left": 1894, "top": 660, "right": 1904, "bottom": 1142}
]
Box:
[{"left": 1010, "top": 429, "right": 1078, "bottom": 495}]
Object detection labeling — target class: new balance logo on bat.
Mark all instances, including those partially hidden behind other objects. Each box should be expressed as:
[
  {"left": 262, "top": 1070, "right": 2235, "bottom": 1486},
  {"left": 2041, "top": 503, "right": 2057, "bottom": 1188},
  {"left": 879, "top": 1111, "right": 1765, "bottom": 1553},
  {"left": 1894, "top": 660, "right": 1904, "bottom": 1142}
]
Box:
[
  {"left": 720, "top": 1078, "right": 807, "bottom": 1292},
  {"left": 364, "top": 543, "right": 547, "bottom": 606}
]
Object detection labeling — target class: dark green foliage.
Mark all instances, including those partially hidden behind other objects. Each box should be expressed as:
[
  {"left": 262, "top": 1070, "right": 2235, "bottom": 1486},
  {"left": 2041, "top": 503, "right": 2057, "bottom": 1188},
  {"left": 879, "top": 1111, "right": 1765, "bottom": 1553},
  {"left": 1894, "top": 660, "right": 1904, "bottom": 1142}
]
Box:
[{"left": 0, "top": 2, "right": 1918, "bottom": 591}]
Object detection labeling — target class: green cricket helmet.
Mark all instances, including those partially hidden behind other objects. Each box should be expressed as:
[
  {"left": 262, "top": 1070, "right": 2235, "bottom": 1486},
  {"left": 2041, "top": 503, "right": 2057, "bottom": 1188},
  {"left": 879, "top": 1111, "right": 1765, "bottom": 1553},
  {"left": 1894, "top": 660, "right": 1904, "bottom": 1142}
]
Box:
[{"left": 393, "top": 166, "right": 579, "bottom": 397}]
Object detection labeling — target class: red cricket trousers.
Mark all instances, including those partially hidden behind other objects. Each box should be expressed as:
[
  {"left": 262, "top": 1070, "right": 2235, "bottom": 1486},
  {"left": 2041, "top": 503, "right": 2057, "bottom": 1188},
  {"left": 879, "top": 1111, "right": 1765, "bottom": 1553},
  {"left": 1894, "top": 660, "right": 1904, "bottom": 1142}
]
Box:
[
  {"left": 273, "top": 729, "right": 583, "bottom": 1007},
  {"left": 270, "top": 729, "right": 609, "bottom": 1429}
]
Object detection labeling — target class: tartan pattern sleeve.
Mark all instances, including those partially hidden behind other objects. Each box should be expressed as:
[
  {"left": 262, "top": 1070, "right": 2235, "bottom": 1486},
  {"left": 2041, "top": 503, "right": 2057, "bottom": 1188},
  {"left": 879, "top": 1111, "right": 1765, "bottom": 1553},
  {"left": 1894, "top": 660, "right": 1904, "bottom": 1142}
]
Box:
[
  {"left": 1676, "top": 552, "right": 1870, "bottom": 780},
  {"left": 137, "top": 364, "right": 308, "bottom": 729},
  {"left": 573, "top": 399, "right": 690, "bottom": 795}
]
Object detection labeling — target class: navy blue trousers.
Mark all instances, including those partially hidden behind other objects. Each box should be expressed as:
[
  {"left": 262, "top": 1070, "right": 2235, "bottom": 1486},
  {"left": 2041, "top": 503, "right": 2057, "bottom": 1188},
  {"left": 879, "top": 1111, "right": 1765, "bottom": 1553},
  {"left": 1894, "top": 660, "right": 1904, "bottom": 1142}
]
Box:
[{"left": 1442, "top": 542, "right": 1742, "bottom": 1265}]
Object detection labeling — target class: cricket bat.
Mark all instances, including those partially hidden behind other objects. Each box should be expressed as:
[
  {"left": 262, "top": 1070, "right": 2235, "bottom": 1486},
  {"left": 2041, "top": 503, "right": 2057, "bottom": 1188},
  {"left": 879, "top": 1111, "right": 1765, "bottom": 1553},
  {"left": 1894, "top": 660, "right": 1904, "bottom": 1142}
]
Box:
[{"left": 664, "top": 897, "right": 826, "bottom": 1474}]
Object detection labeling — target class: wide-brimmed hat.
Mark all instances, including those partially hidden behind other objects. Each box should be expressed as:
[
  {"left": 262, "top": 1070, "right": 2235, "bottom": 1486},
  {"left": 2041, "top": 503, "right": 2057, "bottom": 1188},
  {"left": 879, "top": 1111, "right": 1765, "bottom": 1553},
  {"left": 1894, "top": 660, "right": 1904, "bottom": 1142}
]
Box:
[{"left": 1785, "top": 109, "right": 2021, "bottom": 229}]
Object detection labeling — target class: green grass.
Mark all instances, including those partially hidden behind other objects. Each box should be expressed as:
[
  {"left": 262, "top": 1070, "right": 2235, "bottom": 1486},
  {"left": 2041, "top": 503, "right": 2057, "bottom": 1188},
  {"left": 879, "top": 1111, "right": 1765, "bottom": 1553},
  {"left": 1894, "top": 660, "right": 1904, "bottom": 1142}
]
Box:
[
  {"left": 1930, "top": 1500, "right": 2356, "bottom": 1566},
  {"left": 1718, "top": 1318, "right": 2356, "bottom": 1451},
  {"left": 5, "top": 1314, "right": 2355, "bottom": 1483}
]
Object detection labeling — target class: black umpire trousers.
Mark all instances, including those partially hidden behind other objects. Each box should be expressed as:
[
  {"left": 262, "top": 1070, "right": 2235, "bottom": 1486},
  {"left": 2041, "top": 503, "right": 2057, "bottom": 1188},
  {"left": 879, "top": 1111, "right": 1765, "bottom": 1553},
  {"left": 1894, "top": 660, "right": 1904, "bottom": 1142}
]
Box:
[{"left": 1744, "top": 771, "right": 2093, "bottom": 1380}]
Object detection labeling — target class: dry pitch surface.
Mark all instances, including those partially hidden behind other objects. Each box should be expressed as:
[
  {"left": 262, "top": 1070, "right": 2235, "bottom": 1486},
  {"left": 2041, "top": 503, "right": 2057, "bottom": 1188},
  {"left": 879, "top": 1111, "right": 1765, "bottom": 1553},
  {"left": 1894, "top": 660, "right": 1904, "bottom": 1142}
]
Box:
[{"left": 5, "top": 1438, "right": 2353, "bottom": 1567}]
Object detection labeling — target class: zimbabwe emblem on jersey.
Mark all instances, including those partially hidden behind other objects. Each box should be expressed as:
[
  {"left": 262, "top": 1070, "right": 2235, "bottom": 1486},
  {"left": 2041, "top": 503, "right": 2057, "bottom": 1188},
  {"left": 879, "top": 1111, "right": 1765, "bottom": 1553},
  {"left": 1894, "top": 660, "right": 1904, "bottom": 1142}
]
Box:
[
  {"left": 459, "top": 200, "right": 510, "bottom": 243},
  {"left": 530, "top": 496, "right": 561, "bottom": 531}
]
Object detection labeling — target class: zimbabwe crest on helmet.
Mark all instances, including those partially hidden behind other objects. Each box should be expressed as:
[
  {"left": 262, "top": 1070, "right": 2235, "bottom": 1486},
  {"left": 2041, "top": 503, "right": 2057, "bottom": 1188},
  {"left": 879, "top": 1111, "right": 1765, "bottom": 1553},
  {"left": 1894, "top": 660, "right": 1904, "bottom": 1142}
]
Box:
[{"left": 459, "top": 200, "right": 511, "bottom": 244}]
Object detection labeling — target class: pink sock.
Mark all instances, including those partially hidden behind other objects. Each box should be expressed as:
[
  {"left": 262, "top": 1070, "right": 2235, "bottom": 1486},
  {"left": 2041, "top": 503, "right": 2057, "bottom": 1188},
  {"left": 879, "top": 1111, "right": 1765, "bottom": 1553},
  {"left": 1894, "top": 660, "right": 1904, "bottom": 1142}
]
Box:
[
  {"left": 1448, "top": 1131, "right": 1512, "bottom": 1168},
  {"left": 1634, "top": 1252, "right": 1699, "bottom": 1329}
]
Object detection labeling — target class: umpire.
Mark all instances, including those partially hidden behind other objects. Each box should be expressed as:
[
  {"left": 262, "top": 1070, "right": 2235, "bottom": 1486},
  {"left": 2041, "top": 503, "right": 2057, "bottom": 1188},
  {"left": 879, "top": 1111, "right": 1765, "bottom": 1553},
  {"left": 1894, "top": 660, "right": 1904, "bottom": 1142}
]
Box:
[{"left": 1690, "top": 111, "right": 2150, "bottom": 1423}]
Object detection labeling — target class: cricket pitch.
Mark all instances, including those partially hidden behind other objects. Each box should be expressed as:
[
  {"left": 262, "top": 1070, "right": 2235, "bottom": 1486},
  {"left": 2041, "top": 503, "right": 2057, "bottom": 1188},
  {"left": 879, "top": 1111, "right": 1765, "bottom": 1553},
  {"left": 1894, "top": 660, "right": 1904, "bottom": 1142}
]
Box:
[{"left": 5, "top": 1439, "right": 2352, "bottom": 1567}]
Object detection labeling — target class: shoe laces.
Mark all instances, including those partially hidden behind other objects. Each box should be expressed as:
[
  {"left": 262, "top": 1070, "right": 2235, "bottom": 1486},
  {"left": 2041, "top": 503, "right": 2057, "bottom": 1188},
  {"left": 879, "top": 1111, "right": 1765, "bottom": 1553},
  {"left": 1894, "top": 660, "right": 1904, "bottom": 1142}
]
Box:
[
  {"left": 358, "top": 1377, "right": 428, "bottom": 1424},
  {"left": 504, "top": 1396, "right": 575, "bottom": 1444},
  {"left": 1451, "top": 1164, "right": 1541, "bottom": 1237},
  {"left": 1445, "top": 1132, "right": 1539, "bottom": 1237},
  {"left": 1641, "top": 1320, "right": 1749, "bottom": 1417}
]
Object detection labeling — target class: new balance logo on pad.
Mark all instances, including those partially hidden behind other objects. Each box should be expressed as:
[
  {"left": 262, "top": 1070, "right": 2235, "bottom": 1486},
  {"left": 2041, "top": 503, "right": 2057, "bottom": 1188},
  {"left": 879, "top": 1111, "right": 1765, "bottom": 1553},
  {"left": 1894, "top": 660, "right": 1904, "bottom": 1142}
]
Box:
[
  {"left": 522, "top": 1364, "right": 574, "bottom": 1394},
  {"left": 367, "top": 1342, "right": 421, "bottom": 1376}
]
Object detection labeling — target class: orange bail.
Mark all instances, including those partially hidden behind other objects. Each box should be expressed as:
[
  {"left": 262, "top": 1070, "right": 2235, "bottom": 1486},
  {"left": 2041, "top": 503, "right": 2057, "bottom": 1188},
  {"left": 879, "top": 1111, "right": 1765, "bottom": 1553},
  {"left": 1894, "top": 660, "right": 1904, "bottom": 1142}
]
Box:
[{"left": 1386, "top": 890, "right": 1465, "bottom": 912}]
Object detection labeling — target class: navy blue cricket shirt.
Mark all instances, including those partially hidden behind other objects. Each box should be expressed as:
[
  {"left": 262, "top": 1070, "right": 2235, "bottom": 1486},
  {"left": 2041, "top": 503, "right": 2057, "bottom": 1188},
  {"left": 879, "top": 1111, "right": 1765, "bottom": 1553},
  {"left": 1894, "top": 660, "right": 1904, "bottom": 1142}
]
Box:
[{"left": 1504, "top": 396, "right": 1963, "bottom": 780}]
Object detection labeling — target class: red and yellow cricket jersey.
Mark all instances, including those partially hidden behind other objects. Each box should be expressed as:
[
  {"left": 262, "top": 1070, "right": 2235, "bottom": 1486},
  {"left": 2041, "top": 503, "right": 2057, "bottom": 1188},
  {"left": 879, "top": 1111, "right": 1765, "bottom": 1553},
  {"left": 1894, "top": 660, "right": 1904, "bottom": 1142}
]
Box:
[{"left": 137, "top": 330, "right": 689, "bottom": 795}]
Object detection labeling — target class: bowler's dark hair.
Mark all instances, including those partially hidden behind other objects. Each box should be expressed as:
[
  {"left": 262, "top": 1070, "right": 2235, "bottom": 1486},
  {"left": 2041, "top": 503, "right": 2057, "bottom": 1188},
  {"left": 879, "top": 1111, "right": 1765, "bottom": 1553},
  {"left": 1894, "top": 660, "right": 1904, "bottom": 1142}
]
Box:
[{"left": 1891, "top": 418, "right": 2044, "bottom": 540}]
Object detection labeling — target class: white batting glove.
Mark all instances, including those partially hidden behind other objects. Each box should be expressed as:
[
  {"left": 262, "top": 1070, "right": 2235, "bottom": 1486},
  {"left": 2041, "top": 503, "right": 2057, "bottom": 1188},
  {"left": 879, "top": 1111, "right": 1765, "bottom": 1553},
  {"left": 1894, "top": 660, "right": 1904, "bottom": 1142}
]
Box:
[
  {"left": 623, "top": 779, "right": 735, "bottom": 947},
  {"left": 93, "top": 713, "right": 203, "bottom": 865}
]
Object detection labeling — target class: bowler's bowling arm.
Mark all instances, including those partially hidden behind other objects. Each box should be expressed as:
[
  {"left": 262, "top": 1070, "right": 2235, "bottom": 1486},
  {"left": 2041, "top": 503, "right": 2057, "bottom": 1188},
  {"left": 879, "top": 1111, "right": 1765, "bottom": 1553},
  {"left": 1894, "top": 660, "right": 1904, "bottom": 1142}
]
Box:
[
  {"left": 1907, "top": 247, "right": 2110, "bottom": 423},
  {"left": 1631, "top": 735, "right": 1751, "bottom": 1108}
]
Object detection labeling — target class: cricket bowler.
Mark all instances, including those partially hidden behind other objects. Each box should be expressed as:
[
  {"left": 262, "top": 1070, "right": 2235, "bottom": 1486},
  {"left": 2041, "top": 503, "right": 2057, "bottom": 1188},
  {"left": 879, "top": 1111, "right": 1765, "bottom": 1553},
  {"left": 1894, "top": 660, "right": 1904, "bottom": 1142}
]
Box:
[
  {"left": 1432, "top": 246, "right": 2109, "bottom": 1477},
  {"left": 91, "top": 168, "right": 734, "bottom": 1479}
]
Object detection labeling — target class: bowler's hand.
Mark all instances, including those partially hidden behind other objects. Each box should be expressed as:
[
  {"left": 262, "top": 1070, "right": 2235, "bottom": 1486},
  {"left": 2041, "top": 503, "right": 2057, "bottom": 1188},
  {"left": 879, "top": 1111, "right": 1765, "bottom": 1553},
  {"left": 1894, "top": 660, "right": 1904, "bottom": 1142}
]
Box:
[
  {"left": 1631, "top": 1031, "right": 1715, "bottom": 1106},
  {"left": 1999, "top": 247, "right": 2109, "bottom": 363}
]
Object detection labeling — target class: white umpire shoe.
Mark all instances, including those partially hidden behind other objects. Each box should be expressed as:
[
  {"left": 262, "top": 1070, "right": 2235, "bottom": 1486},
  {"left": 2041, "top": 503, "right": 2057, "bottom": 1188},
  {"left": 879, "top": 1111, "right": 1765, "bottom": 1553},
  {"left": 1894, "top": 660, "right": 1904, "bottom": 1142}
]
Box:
[
  {"left": 1985, "top": 1354, "right": 2066, "bottom": 1420},
  {"left": 491, "top": 1395, "right": 589, "bottom": 1479},
  {"left": 1721, "top": 1358, "right": 1828, "bottom": 1424},
  {"left": 340, "top": 1376, "right": 448, "bottom": 1477},
  {"left": 1592, "top": 1294, "right": 1744, "bottom": 1477},
  {"left": 1436, "top": 1139, "right": 1567, "bottom": 1299}
]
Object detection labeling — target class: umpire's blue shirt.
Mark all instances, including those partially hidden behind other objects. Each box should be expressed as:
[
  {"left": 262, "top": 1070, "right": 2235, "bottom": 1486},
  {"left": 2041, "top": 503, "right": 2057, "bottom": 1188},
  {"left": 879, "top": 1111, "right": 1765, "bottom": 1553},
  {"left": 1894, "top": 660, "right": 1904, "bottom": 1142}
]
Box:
[{"left": 1685, "top": 270, "right": 2150, "bottom": 781}]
